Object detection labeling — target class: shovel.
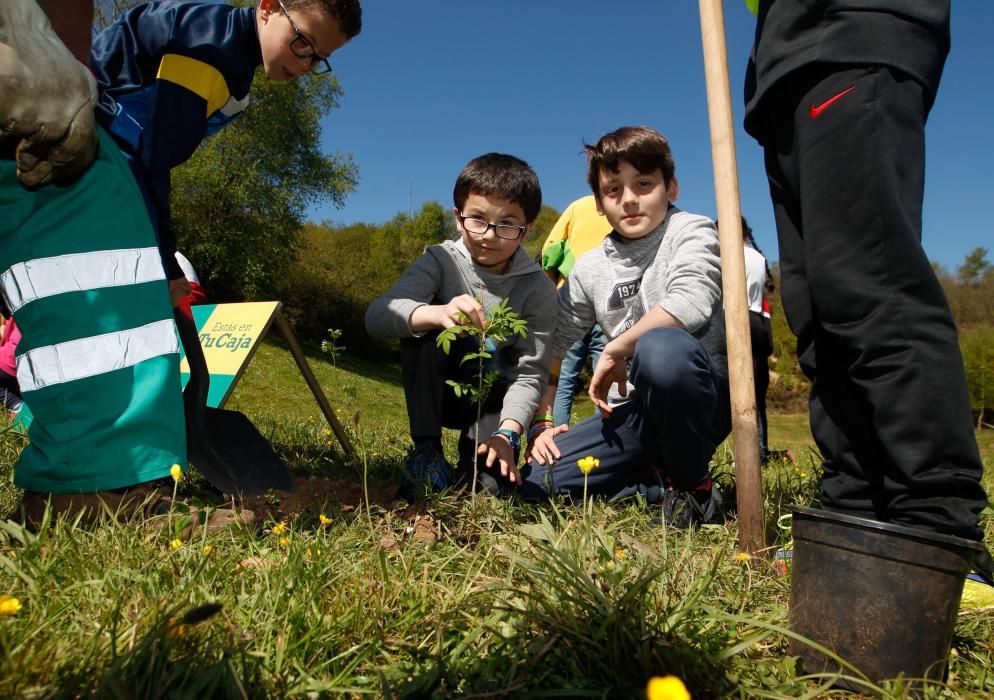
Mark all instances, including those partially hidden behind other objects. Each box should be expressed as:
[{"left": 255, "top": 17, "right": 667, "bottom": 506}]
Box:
[{"left": 174, "top": 304, "right": 294, "bottom": 496}]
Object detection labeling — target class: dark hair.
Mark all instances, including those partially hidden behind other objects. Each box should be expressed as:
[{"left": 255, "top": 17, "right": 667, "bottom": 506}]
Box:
[
  {"left": 717, "top": 215, "right": 775, "bottom": 293},
  {"left": 286, "top": 0, "right": 362, "bottom": 38},
  {"left": 585, "top": 126, "right": 676, "bottom": 199},
  {"left": 453, "top": 153, "right": 543, "bottom": 223}
]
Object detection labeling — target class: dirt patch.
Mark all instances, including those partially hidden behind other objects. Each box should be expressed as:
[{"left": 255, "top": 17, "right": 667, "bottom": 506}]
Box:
[{"left": 241, "top": 477, "right": 399, "bottom": 522}]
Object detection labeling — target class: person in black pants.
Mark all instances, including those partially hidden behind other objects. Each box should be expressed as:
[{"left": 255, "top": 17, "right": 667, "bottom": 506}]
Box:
[{"left": 744, "top": 0, "right": 992, "bottom": 580}]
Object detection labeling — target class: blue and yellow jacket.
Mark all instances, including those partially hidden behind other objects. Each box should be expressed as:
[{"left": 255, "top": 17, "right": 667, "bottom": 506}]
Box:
[{"left": 90, "top": 1, "right": 261, "bottom": 280}]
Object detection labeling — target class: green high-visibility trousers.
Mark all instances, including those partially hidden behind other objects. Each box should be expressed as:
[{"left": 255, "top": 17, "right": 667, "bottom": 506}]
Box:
[{"left": 0, "top": 128, "right": 185, "bottom": 493}]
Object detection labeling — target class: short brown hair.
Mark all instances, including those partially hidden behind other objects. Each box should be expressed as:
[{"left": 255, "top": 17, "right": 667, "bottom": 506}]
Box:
[
  {"left": 585, "top": 126, "right": 675, "bottom": 199},
  {"left": 285, "top": 0, "right": 362, "bottom": 38}
]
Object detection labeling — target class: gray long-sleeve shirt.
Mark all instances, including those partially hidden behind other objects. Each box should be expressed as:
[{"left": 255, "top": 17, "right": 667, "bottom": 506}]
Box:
[
  {"left": 365, "top": 239, "right": 558, "bottom": 429},
  {"left": 554, "top": 207, "right": 728, "bottom": 398}
]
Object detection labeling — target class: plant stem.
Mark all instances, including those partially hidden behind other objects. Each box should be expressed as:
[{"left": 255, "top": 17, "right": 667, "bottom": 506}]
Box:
[{"left": 471, "top": 349, "right": 483, "bottom": 502}]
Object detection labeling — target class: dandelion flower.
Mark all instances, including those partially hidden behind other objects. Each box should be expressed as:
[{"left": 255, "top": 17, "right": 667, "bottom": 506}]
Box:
[
  {"left": 0, "top": 595, "right": 22, "bottom": 616},
  {"left": 170, "top": 464, "right": 183, "bottom": 482},
  {"left": 319, "top": 514, "right": 332, "bottom": 526},
  {"left": 203, "top": 545, "right": 213, "bottom": 556},
  {"left": 615, "top": 548, "right": 627, "bottom": 560},
  {"left": 272, "top": 522, "right": 287, "bottom": 535},
  {"left": 279, "top": 537, "right": 289, "bottom": 548},
  {"left": 170, "top": 539, "right": 182, "bottom": 551},
  {"left": 735, "top": 552, "right": 752, "bottom": 563},
  {"left": 647, "top": 675, "right": 691, "bottom": 700},
  {"left": 577, "top": 456, "right": 600, "bottom": 475}
]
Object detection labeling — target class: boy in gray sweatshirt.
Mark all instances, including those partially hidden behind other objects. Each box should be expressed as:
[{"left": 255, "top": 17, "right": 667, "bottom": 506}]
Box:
[
  {"left": 365, "top": 154, "right": 557, "bottom": 499},
  {"left": 524, "top": 126, "right": 730, "bottom": 528}
]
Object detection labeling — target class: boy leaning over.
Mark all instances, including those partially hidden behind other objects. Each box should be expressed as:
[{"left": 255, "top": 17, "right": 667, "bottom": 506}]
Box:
[
  {"left": 524, "top": 126, "right": 730, "bottom": 528},
  {"left": 365, "top": 154, "right": 558, "bottom": 500},
  {"left": 89, "top": 0, "right": 361, "bottom": 304}
]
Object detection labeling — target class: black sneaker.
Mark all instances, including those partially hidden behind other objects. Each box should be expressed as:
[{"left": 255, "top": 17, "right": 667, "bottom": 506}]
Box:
[
  {"left": 399, "top": 442, "right": 453, "bottom": 501},
  {"left": 655, "top": 485, "right": 724, "bottom": 529}
]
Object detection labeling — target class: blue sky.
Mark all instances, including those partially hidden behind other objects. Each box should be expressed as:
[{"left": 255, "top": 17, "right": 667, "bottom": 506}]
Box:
[{"left": 310, "top": 2, "right": 994, "bottom": 270}]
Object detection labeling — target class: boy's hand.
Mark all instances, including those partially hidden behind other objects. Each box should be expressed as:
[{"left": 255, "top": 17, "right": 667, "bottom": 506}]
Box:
[
  {"left": 589, "top": 344, "right": 629, "bottom": 418},
  {"left": 478, "top": 435, "right": 521, "bottom": 485},
  {"left": 168, "top": 276, "right": 193, "bottom": 308},
  {"left": 0, "top": 0, "right": 98, "bottom": 187},
  {"left": 437, "top": 294, "right": 486, "bottom": 330},
  {"left": 526, "top": 424, "right": 568, "bottom": 466}
]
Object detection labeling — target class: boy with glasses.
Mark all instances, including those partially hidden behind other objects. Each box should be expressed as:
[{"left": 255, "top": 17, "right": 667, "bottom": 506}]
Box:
[
  {"left": 365, "top": 154, "right": 558, "bottom": 500},
  {"left": 89, "top": 0, "right": 361, "bottom": 303}
]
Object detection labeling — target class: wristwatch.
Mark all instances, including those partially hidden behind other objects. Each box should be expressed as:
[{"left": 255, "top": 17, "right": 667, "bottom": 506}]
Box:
[{"left": 491, "top": 427, "right": 521, "bottom": 450}]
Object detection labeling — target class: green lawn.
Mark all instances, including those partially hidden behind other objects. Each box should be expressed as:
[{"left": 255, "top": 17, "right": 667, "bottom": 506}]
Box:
[{"left": 1, "top": 339, "right": 991, "bottom": 698}]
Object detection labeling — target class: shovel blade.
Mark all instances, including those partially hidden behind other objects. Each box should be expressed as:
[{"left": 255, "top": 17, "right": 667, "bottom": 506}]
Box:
[{"left": 188, "top": 407, "right": 295, "bottom": 496}]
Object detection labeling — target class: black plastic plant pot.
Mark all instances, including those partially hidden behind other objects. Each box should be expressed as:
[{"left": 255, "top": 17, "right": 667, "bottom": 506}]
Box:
[{"left": 788, "top": 506, "right": 981, "bottom": 691}]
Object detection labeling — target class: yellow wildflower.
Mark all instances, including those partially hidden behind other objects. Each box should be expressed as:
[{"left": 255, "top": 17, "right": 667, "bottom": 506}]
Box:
[
  {"left": 167, "top": 622, "right": 190, "bottom": 638},
  {"left": 577, "top": 456, "right": 600, "bottom": 475},
  {"left": 170, "top": 464, "right": 183, "bottom": 482},
  {"left": 170, "top": 539, "right": 182, "bottom": 551},
  {"left": 272, "top": 522, "right": 287, "bottom": 535},
  {"left": 735, "top": 552, "right": 752, "bottom": 563},
  {"left": 203, "top": 545, "right": 213, "bottom": 556},
  {"left": 279, "top": 537, "right": 289, "bottom": 548},
  {"left": 647, "top": 675, "right": 691, "bottom": 700},
  {"left": 800, "top": 471, "right": 808, "bottom": 478},
  {"left": 319, "top": 514, "right": 332, "bottom": 526},
  {"left": 306, "top": 547, "right": 313, "bottom": 558},
  {"left": 0, "top": 595, "right": 22, "bottom": 616},
  {"left": 615, "top": 548, "right": 628, "bottom": 560}
]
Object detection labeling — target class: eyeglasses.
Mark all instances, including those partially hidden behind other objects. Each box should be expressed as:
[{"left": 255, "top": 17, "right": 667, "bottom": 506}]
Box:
[
  {"left": 278, "top": 0, "right": 333, "bottom": 75},
  {"left": 457, "top": 214, "right": 527, "bottom": 240}
]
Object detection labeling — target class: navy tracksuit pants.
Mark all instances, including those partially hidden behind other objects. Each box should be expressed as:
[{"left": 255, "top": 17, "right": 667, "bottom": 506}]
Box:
[{"left": 519, "top": 327, "right": 730, "bottom": 503}]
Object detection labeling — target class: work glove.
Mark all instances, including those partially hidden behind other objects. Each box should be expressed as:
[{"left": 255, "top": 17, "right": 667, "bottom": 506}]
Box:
[{"left": 0, "top": 0, "right": 98, "bottom": 187}]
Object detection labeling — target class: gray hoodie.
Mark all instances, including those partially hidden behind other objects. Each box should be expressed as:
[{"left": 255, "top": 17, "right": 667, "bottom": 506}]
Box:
[
  {"left": 365, "top": 239, "right": 558, "bottom": 429},
  {"left": 555, "top": 207, "right": 728, "bottom": 398}
]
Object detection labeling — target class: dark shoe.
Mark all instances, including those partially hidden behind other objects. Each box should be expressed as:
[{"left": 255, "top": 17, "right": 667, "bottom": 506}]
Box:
[
  {"left": 655, "top": 485, "right": 724, "bottom": 529},
  {"left": 399, "top": 442, "right": 452, "bottom": 500},
  {"left": 19, "top": 482, "right": 254, "bottom": 538}
]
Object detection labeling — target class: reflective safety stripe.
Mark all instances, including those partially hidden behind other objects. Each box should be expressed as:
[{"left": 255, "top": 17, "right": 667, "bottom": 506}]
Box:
[
  {"left": 1, "top": 247, "right": 165, "bottom": 314},
  {"left": 17, "top": 319, "right": 178, "bottom": 393}
]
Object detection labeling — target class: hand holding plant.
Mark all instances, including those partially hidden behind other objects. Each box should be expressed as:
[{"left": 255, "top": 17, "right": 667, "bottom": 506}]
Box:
[{"left": 436, "top": 296, "right": 528, "bottom": 499}]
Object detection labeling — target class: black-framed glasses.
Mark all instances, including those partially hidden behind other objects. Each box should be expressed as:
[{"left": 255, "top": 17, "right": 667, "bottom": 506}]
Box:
[
  {"left": 457, "top": 214, "right": 526, "bottom": 240},
  {"left": 278, "top": 0, "right": 333, "bottom": 76}
]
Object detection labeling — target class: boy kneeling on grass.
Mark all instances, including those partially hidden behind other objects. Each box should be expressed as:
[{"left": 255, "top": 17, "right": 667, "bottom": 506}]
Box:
[
  {"left": 365, "top": 154, "right": 558, "bottom": 500},
  {"left": 523, "top": 126, "right": 730, "bottom": 529}
]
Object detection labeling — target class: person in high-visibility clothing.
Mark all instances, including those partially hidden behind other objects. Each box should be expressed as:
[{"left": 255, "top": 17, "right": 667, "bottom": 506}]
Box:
[{"left": 0, "top": 0, "right": 247, "bottom": 531}]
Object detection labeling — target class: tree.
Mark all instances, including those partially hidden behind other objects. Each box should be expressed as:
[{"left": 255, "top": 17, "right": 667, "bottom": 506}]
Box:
[
  {"left": 957, "top": 247, "right": 991, "bottom": 285},
  {"left": 172, "top": 71, "right": 357, "bottom": 299},
  {"left": 521, "top": 204, "right": 560, "bottom": 261}
]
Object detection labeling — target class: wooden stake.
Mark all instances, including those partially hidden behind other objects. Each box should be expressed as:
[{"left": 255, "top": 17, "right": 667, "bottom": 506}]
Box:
[
  {"left": 698, "top": 0, "right": 766, "bottom": 553},
  {"left": 274, "top": 311, "right": 355, "bottom": 456}
]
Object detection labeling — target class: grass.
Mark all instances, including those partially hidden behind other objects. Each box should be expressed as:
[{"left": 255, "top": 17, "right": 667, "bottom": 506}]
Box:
[{"left": 0, "top": 338, "right": 992, "bottom": 698}]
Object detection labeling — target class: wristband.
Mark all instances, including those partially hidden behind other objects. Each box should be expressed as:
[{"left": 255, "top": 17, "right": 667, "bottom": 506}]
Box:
[
  {"left": 527, "top": 424, "right": 552, "bottom": 440},
  {"left": 491, "top": 427, "right": 521, "bottom": 450},
  {"left": 530, "top": 414, "right": 554, "bottom": 427}
]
